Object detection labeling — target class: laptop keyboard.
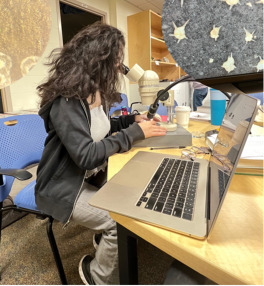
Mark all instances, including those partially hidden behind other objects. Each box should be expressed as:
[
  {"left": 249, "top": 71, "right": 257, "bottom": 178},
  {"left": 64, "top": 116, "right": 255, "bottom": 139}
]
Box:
[
  {"left": 136, "top": 158, "right": 200, "bottom": 221},
  {"left": 218, "top": 169, "right": 230, "bottom": 202}
]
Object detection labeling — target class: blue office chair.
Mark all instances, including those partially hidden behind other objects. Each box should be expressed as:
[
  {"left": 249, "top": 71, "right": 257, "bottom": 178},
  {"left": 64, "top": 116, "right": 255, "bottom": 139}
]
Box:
[
  {"left": 0, "top": 115, "right": 67, "bottom": 284},
  {"left": 109, "top": 93, "right": 130, "bottom": 116},
  {"left": 155, "top": 103, "right": 168, "bottom": 116},
  {"left": 150, "top": 100, "right": 178, "bottom": 116},
  {"left": 130, "top": 100, "right": 178, "bottom": 116}
]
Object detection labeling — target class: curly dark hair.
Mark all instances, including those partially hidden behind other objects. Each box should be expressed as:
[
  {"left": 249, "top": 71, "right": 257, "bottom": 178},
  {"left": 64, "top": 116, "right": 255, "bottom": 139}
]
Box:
[{"left": 37, "top": 22, "right": 125, "bottom": 107}]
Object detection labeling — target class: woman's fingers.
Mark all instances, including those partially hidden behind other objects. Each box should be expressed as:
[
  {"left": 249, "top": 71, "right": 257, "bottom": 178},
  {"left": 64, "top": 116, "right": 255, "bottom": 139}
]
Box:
[
  {"left": 152, "top": 117, "right": 161, "bottom": 122},
  {"left": 138, "top": 121, "right": 167, "bottom": 138},
  {"left": 152, "top": 126, "right": 167, "bottom": 131}
]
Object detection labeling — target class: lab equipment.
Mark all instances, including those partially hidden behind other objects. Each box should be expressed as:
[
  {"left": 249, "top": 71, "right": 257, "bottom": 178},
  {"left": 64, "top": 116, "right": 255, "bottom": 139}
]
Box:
[{"left": 122, "top": 63, "right": 197, "bottom": 131}]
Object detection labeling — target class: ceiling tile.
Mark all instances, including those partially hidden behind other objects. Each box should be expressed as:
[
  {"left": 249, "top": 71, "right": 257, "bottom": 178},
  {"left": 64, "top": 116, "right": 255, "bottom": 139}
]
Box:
[
  {"left": 125, "top": 0, "right": 149, "bottom": 6},
  {"left": 147, "top": 0, "right": 164, "bottom": 10},
  {"left": 137, "top": 2, "right": 162, "bottom": 14}
]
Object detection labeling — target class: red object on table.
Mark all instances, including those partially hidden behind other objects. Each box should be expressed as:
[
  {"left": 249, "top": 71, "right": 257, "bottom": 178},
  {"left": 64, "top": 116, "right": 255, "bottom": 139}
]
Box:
[
  {"left": 160, "top": 116, "right": 167, "bottom": 122},
  {"left": 121, "top": 106, "right": 128, "bottom": 115}
]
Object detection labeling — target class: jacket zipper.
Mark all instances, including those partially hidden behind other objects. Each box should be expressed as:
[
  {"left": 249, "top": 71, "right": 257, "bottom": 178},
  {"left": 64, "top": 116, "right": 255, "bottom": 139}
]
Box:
[
  {"left": 63, "top": 175, "right": 86, "bottom": 229},
  {"left": 63, "top": 98, "right": 91, "bottom": 229},
  {"left": 105, "top": 102, "right": 111, "bottom": 137}
]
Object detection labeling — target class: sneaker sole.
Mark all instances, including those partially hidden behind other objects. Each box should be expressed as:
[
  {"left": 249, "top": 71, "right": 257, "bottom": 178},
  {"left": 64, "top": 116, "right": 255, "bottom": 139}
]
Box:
[
  {"left": 79, "top": 255, "right": 90, "bottom": 285},
  {"left": 92, "top": 234, "right": 99, "bottom": 251}
]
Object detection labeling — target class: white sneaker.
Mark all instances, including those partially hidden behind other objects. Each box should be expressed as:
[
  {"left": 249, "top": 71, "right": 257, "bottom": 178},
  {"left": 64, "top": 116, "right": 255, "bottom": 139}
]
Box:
[{"left": 92, "top": 233, "right": 102, "bottom": 251}]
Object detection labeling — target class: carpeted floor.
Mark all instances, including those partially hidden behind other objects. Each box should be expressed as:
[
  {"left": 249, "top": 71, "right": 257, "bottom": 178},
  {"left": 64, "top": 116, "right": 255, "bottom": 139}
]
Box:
[
  {"left": 1, "top": 213, "right": 174, "bottom": 285},
  {"left": 1, "top": 165, "right": 174, "bottom": 285}
]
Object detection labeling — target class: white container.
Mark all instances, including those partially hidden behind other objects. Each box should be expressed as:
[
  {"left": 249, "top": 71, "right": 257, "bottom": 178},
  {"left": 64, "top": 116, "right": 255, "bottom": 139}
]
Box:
[{"left": 175, "top": 106, "right": 191, "bottom": 128}]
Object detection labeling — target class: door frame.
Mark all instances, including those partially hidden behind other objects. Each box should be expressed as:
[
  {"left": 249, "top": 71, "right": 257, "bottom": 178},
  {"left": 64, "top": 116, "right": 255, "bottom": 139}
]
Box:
[
  {"left": 1, "top": 86, "right": 13, "bottom": 112},
  {"left": 57, "top": 0, "right": 108, "bottom": 47},
  {"left": 1, "top": 0, "right": 108, "bottom": 112}
]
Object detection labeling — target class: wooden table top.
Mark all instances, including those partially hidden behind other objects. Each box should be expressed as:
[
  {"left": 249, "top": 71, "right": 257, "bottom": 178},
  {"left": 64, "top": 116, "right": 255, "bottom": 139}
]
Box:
[{"left": 108, "top": 120, "right": 263, "bottom": 285}]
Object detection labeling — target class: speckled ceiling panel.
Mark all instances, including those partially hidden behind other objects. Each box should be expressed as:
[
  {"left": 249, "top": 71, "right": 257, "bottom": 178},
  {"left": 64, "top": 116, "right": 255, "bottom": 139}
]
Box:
[
  {"left": 162, "top": 0, "right": 263, "bottom": 80},
  {"left": 0, "top": 0, "right": 52, "bottom": 88}
]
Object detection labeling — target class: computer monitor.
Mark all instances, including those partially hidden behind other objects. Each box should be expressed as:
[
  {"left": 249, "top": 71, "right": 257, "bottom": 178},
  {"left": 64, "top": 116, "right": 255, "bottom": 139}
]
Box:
[{"left": 161, "top": 0, "right": 263, "bottom": 94}]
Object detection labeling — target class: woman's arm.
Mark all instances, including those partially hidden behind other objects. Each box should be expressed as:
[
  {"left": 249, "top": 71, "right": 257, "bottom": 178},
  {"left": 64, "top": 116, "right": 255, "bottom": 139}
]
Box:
[
  {"left": 110, "top": 114, "right": 136, "bottom": 133},
  {"left": 110, "top": 114, "right": 161, "bottom": 133},
  {"left": 50, "top": 98, "right": 144, "bottom": 170}
]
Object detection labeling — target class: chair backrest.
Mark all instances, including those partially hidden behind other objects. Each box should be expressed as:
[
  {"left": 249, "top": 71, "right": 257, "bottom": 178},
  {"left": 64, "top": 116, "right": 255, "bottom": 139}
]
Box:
[
  {"left": 109, "top": 93, "right": 130, "bottom": 116},
  {"left": 156, "top": 104, "right": 168, "bottom": 116},
  {"left": 0, "top": 114, "right": 47, "bottom": 202},
  {"left": 154, "top": 100, "right": 178, "bottom": 116}
]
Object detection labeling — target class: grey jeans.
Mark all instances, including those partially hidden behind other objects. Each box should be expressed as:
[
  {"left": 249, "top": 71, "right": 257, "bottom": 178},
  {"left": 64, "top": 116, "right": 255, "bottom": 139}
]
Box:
[{"left": 71, "top": 182, "right": 119, "bottom": 285}]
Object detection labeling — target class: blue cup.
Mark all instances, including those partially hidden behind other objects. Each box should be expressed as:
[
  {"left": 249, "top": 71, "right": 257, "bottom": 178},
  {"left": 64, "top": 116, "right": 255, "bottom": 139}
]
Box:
[{"left": 210, "top": 89, "right": 226, "bottom": 126}]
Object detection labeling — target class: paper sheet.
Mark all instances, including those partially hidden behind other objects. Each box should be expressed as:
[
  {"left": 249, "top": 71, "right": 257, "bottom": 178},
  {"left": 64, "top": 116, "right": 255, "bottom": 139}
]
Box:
[
  {"left": 206, "top": 134, "right": 264, "bottom": 160},
  {"left": 251, "top": 124, "right": 264, "bottom": 136},
  {"left": 241, "top": 136, "right": 264, "bottom": 159},
  {"left": 190, "top": 112, "right": 211, "bottom": 121}
]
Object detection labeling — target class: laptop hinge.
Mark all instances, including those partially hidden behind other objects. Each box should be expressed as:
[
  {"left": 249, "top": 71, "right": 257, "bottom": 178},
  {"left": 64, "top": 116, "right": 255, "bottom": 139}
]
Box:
[{"left": 206, "top": 165, "right": 211, "bottom": 229}]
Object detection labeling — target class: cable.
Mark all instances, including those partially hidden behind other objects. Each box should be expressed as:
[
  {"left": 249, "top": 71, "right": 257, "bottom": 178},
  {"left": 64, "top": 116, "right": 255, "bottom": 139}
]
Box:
[
  {"left": 154, "top": 75, "right": 231, "bottom": 105},
  {"left": 147, "top": 75, "right": 196, "bottom": 119},
  {"left": 148, "top": 75, "right": 231, "bottom": 119},
  {"left": 221, "top": 91, "right": 231, "bottom": 100},
  {"left": 153, "top": 75, "right": 195, "bottom": 106}
]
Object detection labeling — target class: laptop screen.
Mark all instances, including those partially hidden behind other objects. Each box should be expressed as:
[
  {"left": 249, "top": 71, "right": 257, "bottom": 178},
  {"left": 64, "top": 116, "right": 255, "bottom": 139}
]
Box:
[{"left": 207, "top": 93, "right": 259, "bottom": 234}]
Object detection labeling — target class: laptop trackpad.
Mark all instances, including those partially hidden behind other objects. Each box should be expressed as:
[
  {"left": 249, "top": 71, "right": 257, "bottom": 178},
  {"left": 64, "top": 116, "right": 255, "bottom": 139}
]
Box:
[{"left": 111, "top": 160, "right": 157, "bottom": 189}]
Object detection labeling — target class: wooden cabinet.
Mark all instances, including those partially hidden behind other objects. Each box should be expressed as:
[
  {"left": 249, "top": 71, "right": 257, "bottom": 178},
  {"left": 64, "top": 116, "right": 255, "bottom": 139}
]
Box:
[{"left": 127, "top": 10, "right": 186, "bottom": 82}]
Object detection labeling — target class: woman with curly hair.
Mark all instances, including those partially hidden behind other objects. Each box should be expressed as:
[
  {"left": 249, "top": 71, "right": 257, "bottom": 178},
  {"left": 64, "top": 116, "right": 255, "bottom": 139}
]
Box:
[{"left": 35, "top": 22, "right": 166, "bottom": 285}]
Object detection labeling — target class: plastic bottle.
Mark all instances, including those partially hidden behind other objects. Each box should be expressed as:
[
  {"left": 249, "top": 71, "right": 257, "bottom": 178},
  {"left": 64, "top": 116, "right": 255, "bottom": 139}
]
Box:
[{"left": 210, "top": 89, "right": 226, "bottom": 125}]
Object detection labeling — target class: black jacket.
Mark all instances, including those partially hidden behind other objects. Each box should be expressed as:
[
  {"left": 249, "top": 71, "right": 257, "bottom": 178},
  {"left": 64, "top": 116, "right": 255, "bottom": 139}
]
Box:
[{"left": 35, "top": 96, "right": 145, "bottom": 225}]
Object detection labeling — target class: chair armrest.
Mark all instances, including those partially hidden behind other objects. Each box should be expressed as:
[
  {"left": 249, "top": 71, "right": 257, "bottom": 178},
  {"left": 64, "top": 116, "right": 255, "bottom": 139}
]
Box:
[{"left": 0, "top": 169, "right": 32, "bottom": 181}]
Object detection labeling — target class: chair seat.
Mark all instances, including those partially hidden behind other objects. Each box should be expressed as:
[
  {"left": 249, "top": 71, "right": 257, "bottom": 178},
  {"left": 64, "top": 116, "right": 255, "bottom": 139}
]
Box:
[{"left": 14, "top": 180, "right": 40, "bottom": 212}]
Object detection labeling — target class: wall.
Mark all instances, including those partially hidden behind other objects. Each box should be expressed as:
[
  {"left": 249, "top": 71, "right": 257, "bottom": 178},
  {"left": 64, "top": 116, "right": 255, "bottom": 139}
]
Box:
[
  {"left": 114, "top": 0, "right": 141, "bottom": 104},
  {"left": 8, "top": 0, "right": 140, "bottom": 111}
]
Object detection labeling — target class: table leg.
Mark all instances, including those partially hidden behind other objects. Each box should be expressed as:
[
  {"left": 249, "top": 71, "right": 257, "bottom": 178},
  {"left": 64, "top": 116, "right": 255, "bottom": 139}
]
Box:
[{"left": 117, "top": 223, "right": 138, "bottom": 285}]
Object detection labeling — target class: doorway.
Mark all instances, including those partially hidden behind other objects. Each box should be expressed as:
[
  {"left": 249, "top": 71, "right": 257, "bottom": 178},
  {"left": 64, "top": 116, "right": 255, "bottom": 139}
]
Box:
[
  {"left": 0, "top": 90, "right": 4, "bottom": 113},
  {"left": 59, "top": 1, "right": 104, "bottom": 45}
]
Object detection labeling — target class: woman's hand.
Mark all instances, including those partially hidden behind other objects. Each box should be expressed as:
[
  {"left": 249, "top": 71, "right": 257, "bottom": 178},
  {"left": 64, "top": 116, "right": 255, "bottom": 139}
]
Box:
[
  {"left": 135, "top": 114, "right": 161, "bottom": 123},
  {"left": 138, "top": 121, "right": 167, "bottom": 138}
]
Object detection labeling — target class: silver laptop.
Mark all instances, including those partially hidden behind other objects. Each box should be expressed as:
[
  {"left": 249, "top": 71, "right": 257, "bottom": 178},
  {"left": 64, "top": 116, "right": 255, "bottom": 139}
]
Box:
[{"left": 89, "top": 94, "right": 259, "bottom": 239}]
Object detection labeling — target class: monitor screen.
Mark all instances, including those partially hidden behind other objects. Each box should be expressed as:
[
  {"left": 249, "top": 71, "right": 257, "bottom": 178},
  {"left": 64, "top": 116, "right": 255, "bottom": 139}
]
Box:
[{"left": 207, "top": 94, "right": 258, "bottom": 233}]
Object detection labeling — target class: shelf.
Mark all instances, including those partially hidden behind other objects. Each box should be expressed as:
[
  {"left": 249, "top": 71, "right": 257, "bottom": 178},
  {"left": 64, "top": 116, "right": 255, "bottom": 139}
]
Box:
[
  {"left": 151, "top": 36, "right": 167, "bottom": 49},
  {"left": 151, "top": 61, "right": 177, "bottom": 66},
  {"left": 128, "top": 10, "right": 183, "bottom": 81},
  {"left": 151, "top": 11, "right": 162, "bottom": 31}
]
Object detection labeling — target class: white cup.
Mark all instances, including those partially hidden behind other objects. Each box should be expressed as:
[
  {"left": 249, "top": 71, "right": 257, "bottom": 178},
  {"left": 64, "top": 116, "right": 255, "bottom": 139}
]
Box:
[
  {"left": 232, "top": 120, "right": 249, "bottom": 144},
  {"left": 175, "top": 106, "right": 191, "bottom": 128}
]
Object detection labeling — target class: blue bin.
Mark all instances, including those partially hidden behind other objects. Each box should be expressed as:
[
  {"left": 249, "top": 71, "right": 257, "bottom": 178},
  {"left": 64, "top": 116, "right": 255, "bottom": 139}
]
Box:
[{"left": 210, "top": 89, "right": 226, "bottom": 126}]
